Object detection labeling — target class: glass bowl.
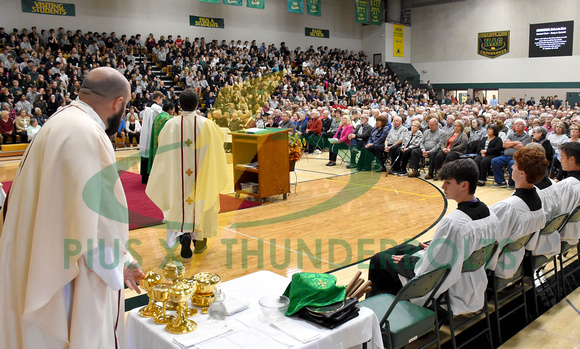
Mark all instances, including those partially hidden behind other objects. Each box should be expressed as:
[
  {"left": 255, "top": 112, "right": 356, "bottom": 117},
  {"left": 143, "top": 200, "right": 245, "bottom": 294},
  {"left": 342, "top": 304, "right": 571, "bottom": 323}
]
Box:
[{"left": 258, "top": 295, "right": 290, "bottom": 322}]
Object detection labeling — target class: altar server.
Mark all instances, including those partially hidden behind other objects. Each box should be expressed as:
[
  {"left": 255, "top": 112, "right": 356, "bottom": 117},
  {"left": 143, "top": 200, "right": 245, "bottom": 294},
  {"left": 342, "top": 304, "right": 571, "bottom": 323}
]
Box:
[
  {"left": 147, "top": 89, "right": 228, "bottom": 258},
  {"left": 553, "top": 142, "right": 580, "bottom": 244},
  {"left": 369, "top": 159, "right": 500, "bottom": 315},
  {"left": 491, "top": 147, "right": 548, "bottom": 279}
]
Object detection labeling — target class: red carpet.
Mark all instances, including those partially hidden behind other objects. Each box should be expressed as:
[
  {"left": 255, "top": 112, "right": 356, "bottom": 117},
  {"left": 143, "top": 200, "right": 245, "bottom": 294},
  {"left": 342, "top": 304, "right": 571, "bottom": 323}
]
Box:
[{"left": 2, "top": 171, "right": 260, "bottom": 230}]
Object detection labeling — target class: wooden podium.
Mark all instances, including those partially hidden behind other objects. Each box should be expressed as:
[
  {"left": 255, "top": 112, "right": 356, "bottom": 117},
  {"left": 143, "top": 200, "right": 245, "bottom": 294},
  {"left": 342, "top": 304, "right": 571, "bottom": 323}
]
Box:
[{"left": 230, "top": 129, "right": 290, "bottom": 202}]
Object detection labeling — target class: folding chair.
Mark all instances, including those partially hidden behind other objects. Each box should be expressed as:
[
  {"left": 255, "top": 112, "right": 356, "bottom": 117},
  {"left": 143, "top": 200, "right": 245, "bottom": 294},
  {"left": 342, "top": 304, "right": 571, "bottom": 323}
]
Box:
[
  {"left": 443, "top": 242, "right": 498, "bottom": 349},
  {"left": 360, "top": 265, "right": 451, "bottom": 349},
  {"left": 527, "top": 213, "right": 569, "bottom": 311},
  {"left": 487, "top": 235, "right": 533, "bottom": 344},
  {"left": 558, "top": 206, "right": 580, "bottom": 297}
]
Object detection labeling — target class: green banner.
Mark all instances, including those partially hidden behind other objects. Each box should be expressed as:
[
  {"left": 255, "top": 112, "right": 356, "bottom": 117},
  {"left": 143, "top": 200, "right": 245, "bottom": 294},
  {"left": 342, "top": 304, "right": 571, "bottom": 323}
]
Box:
[
  {"left": 223, "top": 0, "right": 242, "bottom": 5},
  {"left": 287, "top": 0, "right": 303, "bottom": 14},
  {"left": 305, "top": 27, "right": 329, "bottom": 38},
  {"left": 355, "top": 0, "right": 368, "bottom": 23},
  {"left": 190, "top": 15, "right": 225, "bottom": 28},
  {"left": 21, "top": 0, "right": 75, "bottom": 16},
  {"left": 247, "top": 0, "right": 264, "bottom": 9},
  {"left": 200, "top": 0, "right": 219, "bottom": 3},
  {"left": 370, "top": 0, "right": 381, "bottom": 25},
  {"left": 307, "top": 0, "right": 320, "bottom": 16}
]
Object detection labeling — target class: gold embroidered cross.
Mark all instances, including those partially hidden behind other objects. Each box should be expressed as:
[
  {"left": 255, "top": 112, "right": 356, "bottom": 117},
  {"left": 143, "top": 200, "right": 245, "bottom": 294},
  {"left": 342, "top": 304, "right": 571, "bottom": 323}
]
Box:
[
  {"left": 185, "top": 168, "right": 193, "bottom": 176},
  {"left": 317, "top": 280, "right": 327, "bottom": 287},
  {"left": 186, "top": 197, "right": 193, "bottom": 205},
  {"left": 184, "top": 139, "right": 192, "bottom": 147}
]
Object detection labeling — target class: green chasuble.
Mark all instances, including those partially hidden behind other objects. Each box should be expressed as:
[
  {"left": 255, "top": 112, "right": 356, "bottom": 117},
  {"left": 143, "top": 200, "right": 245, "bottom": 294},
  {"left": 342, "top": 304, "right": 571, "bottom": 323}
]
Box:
[{"left": 148, "top": 111, "right": 173, "bottom": 173}]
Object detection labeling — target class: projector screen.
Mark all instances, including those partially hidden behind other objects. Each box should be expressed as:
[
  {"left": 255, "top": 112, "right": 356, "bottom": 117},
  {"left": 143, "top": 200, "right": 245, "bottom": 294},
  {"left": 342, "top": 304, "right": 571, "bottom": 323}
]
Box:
[{"left": 529, "top": 21, "right": 574, "bottom": 58}]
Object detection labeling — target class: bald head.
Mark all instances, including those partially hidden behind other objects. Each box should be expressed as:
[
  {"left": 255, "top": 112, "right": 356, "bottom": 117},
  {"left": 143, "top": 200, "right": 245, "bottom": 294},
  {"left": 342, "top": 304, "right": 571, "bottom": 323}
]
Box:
[{"left": 80, "top": 67, "right": 130, "bottom": 103}]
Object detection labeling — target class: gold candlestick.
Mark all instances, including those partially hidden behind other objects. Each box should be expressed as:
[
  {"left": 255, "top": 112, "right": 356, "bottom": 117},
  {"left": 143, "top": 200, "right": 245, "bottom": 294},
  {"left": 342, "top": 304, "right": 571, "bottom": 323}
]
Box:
[
  {"left": 166, "top": 281, "right": 197, "bottom": 334},
  {"left": 163, "top": 260, "right": 185, "bottom": 311},
  {"left": 139, "top": 270, "right": 162, "bottom": 318},
  {"left": 152, "top": 283, "right": 175, "bottom": 324}
]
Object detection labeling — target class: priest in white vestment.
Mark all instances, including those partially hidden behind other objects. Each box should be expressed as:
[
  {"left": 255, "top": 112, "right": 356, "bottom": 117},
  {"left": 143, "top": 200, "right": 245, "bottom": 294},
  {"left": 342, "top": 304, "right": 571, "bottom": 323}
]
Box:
[
  {"left": 138, "top": 91, "right": 164, "bottom": 184},
  {"left": 0, "top": 67, "right": 144, "bottom": 349},
  {"left": 147, "top": 89, "right": 228, "bottom": 258}
]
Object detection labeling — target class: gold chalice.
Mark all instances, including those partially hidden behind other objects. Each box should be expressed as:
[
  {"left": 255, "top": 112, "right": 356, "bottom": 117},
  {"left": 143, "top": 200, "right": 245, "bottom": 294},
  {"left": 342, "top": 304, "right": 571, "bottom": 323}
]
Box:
[
  {"left": 138, "top": 271, "right": 162, "bottom": 318},
  {"left": 182, "top": 278, "right": 198, "bottom": 318},
  {"left": 166, "top": 281, "right": 197, "bottom": 334},
  {"left": 152, "top": 283, "right": 175, "bottom": 324},
  {"left": 163, "top": 260, "right": 186, "bottom": 311}
]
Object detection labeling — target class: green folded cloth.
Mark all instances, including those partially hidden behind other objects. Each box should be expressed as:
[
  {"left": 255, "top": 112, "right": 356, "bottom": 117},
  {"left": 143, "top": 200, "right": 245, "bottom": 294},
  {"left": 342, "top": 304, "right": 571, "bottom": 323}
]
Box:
[{"left": 283, "top": 272, "right": 347, "bottom": 315}]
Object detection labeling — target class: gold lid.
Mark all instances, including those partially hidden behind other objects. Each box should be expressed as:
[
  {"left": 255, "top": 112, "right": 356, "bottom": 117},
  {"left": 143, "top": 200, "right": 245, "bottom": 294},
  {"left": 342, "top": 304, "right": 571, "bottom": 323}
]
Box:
[
  {"left": 164, "top": 260, "right": 185, "bottom": 272},
  {"left": 193, "top": 272, "right": 221, "bottom": 285}
]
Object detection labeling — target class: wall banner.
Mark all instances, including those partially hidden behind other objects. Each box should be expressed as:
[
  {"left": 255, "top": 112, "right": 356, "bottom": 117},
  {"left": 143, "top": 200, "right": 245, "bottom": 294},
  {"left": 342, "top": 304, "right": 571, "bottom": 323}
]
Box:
[
  {"left": 190, "top": 15, "right": 225, "bottom": 28},
  {"left": 21, "top": 0, "right": 75, "bottom": 16},
  {"left": 305, "top": 27, "right": 329, "bottom": 38},
  {"left": 355, "top": 0, "right": 369, "bottom": 24},
  {"left": 288, "top": 0, "right": 303, "bottom": 14},
  {"left": 370, "top": 0, "right": 381, "bottom": 25},
  {"left": 478, "top": 31, "right": 510, "bottom": 58},
  {"left": 393, "top": 24, "right": 404, "bottom": 57},
  {"left": 307, "top": 0, "right": 320, "bottom": 16},
  {"left": 246, "top": 0, "right": 264, "bottom": 9}
]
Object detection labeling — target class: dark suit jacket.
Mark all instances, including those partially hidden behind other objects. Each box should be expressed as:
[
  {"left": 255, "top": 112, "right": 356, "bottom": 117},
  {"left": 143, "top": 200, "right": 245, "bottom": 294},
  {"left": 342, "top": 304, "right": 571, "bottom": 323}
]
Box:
[
  {"left": 476, "top": 137, "right": 503, "bottom": 157},
  {"left": 353, "top": 123, "right": 373, "bottom": 144}
]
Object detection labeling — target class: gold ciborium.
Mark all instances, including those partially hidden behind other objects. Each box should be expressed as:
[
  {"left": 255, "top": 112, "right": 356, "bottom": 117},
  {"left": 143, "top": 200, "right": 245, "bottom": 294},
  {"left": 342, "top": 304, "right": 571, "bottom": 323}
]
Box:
[
  {"left": 138, "top": 270, "right": 162, "bottom": 318},
  {"left": 163, "top": 260, "right": 186, "bottom": 311},
  {"left": 166, "top": 281, "right": 197, "bottom": 334},
  {"left": 152, "top": 283, "right": 175, "bottom": 324},
  {"left": 191, "top": 272, "right": 221, "bottom": 307}
]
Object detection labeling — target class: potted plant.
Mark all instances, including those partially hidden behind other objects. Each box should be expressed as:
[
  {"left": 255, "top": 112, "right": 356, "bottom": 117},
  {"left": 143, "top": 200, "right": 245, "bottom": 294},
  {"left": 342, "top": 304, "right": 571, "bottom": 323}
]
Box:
[{"left": 288, "top": 133, "right": 305, "bottom": 171}]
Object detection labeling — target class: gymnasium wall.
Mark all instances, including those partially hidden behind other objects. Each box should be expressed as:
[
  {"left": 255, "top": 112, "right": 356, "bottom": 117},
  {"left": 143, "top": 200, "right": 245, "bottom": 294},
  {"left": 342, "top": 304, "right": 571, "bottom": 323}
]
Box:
[
  {"left": 362, "top": 22, "right": 412, "bottom": 65},
  {"left": 411, "top": 0, "right": 580, "bottom": 86},
  {"left": 0, "top": 0, "right": 364, "bottom": 52}
]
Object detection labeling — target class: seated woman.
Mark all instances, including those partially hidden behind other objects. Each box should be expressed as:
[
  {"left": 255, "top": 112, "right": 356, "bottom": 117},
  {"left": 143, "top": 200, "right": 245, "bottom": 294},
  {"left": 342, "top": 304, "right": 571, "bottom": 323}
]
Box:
[
  {"left": 548, "top": 121, "right": 569, "bottom": 177},
  {"left": 357, "top": 115, "right": 389, "bottom": 171},
  {"left": 474, "top": 124, "right": 503, "bottom": 186},
  {"left": 466, "top": 119, "right": 486, "bottom": 154},
  {"left": 394, "top": 120, "right": 423, "bottom": 176},
  {"left": 433, "top": 120, "right": 468, "bottom": 177},
  {"left": 326, "top": 115, "right": 353, "bottom": 167},
  {"left": 14, "top": 109, "right": 31, "bottom": 143},
  {"left": 0, "top": 111, "right": 15, "bottom": 144},
  {"left": 531, "top": 126, "right": 555, "bottom": 170},
  {"left": 126, "top": 113, "right": 141, "bottom": 145},
  {"left": 26, "top": 118, "right": 41, "bottom": 141}
]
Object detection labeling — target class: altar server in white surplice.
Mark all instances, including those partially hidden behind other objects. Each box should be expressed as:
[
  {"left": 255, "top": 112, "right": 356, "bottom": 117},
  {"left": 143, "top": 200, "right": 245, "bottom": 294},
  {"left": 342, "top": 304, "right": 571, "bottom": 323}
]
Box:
[
  {"left": 0, "top": 67, "right": 144, "bottom": 349},
  {"left": 138, "top": 91, "right": 164, "bottom": 184},
  {"left": 553, "top": 142, "right": 580, "bottom": 244},
  {"left": 491, "top": 147, "right": 548, "bottom": 279},
  {"left": 147, "top": 89, "right": 228, "bottom": 258}
]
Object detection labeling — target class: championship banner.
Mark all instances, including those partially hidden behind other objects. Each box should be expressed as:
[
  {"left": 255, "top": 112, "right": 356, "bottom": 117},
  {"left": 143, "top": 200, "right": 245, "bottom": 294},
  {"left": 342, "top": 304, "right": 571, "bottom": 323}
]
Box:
[
  {"left": 189, "top": 15, "right": 225, "bottom": 29},
  {"left": 307, "top": 0, "right": 320, "bottom": 16},
  {"left": 355, "top": 0, "right": 369, "bottom": 24},
  {"left": 287, "top": 0, "right": 303, "bottom": 14},
  {"left": 200, "top": 0, "right": 220, "bottom": 3},
  {"left": 478, "top": 31, "right": 510, "bottom": 58},
  {"left": 246, "top": 0, "right": 264, "bottom": 9},
  {"left": 393, "top": 24, "right": 404, "bottom": 57},
  {"left": 305, "top": 27, "right": 329, "bottom": 38},
  {"left": 223, "top": 0, "right": 242, "bottom": 5},
  {"left": 21, "top": 0, "right": 75, "bottom": 16},
  {"left": 370, "top": 0, "right": 381, "bottom": 25}
]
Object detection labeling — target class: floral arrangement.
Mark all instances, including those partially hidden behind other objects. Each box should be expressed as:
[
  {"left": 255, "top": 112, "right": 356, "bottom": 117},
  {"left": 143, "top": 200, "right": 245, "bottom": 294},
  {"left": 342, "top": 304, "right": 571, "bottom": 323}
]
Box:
[{"left": 289, "top": 133, "right": 305, "bottom": 162}]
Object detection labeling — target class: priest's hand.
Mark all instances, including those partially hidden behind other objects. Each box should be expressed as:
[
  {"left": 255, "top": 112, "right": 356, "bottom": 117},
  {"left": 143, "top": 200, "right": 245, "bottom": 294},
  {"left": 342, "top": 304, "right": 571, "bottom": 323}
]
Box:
[{"left": 124, "top": 261, "right": 145, "bottom": 294}]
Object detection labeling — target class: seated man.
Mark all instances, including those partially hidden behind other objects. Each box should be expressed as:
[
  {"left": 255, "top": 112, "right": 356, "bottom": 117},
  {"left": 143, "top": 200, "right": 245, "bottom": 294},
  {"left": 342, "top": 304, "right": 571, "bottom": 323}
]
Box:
[
  {"left": 491, "top": 147, "right": 548, "bottom": 279},
  {"left": 346, "top": 114, "right": 372, "bottom": 169},
  {"left": 491, "top": 118, "right": 531, "bottom": 189},
  {"left": 408, "top": 117, "right": 444, "bottom": 178},
  {"left": 553, "top": 142, "right": 580, "bottom": 245},
  {"left": 369, "top": 159, "right": 500, "bottom": 315},
  {"left": 379, "top": 116, "right": 407, "bottom": 173}
]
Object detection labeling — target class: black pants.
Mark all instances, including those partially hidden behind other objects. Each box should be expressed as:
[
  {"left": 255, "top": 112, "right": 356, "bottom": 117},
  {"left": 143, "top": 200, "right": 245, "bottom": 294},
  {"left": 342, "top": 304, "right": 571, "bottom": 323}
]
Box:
[
  {"left": 329, "top": 142, "right": 348, "bottom": 162},
  {"left": 378, "top": 144, "right": 402, "bottom": 171},
  {"left": 140, "top": 157, "right": 149, "bottom": 184},
  {"left": 395, "top": 148, "right": 414, "bottom": 172},
  {"left": 358, "top": 144, "right": 383, "bottom": 170},
  {"left": 474, "top": 154, "right": 497, "bottom": 181},
  {"left": 433, "top": 150, "right": 462, "bottom": 173},
  {"left": 1, "top": 133, "right": 15, "bottom": 144},
  {"left": 16, "top": 131, "right": 28, "bottom": 143},
  {"left": 368, "top": 243, "right": 422, "bottom": 297},
  {"left": 305, "top": 132, "right": 320, "bottom": 153},
  {"left": 128, "top": 131, "right": 140, "bottom": 144},
  {"left": 409, "top": 149, "right": 439, "bottom": 175}
]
